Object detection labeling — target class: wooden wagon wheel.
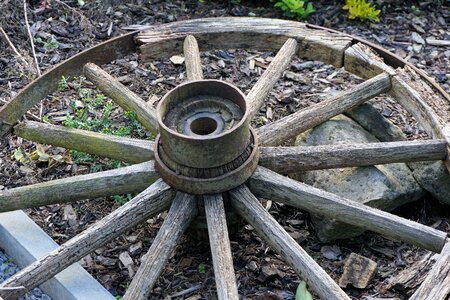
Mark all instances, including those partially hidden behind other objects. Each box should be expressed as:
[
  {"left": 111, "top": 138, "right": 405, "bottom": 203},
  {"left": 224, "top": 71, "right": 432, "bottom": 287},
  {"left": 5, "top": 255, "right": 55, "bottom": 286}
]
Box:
[{"left": 0, "top": 17, "right": 449, "bottom": 300}]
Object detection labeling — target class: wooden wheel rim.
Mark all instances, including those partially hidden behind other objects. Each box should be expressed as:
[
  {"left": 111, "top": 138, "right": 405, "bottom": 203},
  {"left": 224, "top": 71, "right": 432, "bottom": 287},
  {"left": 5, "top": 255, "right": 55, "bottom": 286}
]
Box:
[{"left": 0, "top": 17, "right": 449, "bottom": 300}]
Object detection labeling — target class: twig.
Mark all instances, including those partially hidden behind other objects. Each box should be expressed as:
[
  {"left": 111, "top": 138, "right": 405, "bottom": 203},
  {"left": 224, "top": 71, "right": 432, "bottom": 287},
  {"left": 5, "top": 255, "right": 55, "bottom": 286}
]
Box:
[
  {"left": 23, "top": 0, "right": 44, "bottom": 121},
  {"left": 0, "top": 26, "right": 29, "bottom": 68},
  {"left": 169, "top": 285, "right": 202, "bottom": 298},
  {"left": 23, "top": 0, "right": 40, "bottom": 77}
]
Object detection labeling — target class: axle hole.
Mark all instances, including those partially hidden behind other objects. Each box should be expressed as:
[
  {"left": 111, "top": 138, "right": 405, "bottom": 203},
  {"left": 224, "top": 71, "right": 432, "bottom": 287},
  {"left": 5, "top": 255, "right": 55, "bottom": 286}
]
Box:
[{"left": 190, "top": 117, "right": 218, "bottom": 135}]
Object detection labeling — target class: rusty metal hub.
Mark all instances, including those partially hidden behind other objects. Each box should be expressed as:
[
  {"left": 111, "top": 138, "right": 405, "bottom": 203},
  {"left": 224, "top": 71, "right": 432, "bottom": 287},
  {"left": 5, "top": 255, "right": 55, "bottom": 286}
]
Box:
[{"left": 154, "top": 80, "right": 259, "bottom": 194}]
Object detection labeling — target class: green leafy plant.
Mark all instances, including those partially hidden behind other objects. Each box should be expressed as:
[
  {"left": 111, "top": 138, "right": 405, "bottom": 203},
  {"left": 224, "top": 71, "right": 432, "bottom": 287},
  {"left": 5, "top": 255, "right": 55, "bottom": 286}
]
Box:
[
  {"left": 58, "top": 76, "right": 69, "bottom": 91},
  {"left": 198, "top": 263, "right": 206, "bottom": 273},
  {"left": 343, "top": 0, "right": 380, "bottom": 22},
  {"left": 295, "top": 281, "right": 313, "bottom": 300},
  {"left": 274, "top": 0, "right": 315, "bottom": 20},
  {"left": 112, "top": 194, "right": 133, "bottom": 205}
]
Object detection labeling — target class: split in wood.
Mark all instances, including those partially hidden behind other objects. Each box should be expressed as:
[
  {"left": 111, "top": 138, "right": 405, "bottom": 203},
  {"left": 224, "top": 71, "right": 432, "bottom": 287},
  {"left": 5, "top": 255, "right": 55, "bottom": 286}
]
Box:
[
  {"left": 248, "top": 166, "right": 447, "bottom": 253},
  {"left": 257, "top": 72, "right": 392, "bottom": 146},
  {"left": 204, "top": 194, "right": 239, "bottom": 300},
  {"left": 0, "top": 180, "right": 174, "bottom": 300},
  {"left": 124, "top": 192, "right": 197, "bottom": 300},
  {"left": 259, "top": 139, "right": 448, "bottom": 173},
  {"left": 247, "top": 38, "right": 298, "bottom": 119},
  {"left": 15, "top": 121, "right": 153, "bottom": 163},
  {"left": 230, "top": 185, "right": 350, "bottom": 300},
  {"left": 0, "top": 161, "right": 159, "bottom": 212},
  {"left": 83, "top": 63, "right": 159, "bottom": 133}
]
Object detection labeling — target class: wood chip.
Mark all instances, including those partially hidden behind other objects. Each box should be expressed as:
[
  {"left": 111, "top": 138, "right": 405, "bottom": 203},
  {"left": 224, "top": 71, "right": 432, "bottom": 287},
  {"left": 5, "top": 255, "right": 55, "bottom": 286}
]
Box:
[
  {"left": 169, "top": 55, "right": 185, "bottom": 65},
  {"left": 339, "top": 253, "right": 377, "bottom": 289},
  {"left": 119, "top": 251, "right": 134, "bottom": 267},
  {"left": 426, "top": 38, "right": 450, "bottom": 47}
]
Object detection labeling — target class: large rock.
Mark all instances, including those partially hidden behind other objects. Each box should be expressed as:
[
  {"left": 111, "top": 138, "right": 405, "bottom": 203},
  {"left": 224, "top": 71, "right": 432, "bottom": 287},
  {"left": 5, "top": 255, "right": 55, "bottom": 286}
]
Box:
[
  {"left": 409, "top": 161, "right": 450, "bottom": 206},
  {"left": 346, "top": 103, "right": 450, "bottom": 206},
  {"left": 291, "top": 115, "right": 425, "bottom": 242}
]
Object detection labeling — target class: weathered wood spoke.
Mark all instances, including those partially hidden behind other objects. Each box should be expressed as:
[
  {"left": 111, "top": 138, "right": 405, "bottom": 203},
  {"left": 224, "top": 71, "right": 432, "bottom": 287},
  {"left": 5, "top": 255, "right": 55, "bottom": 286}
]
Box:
[
  {"left": 204, "top": 194, "right": 239, "bottom": 300},
  {"left": 124, "top": 192, "right": 197, "bottom": 300},
  {"left": 183, "top": 35, "right": 203, "bottom": 81},
  {"left": 0, "top": 161, "right": 159, "bottom": 212},
  {"left": 15, "top": 121, "right": 153, "bottom": 163},
  {"left": 409, "top": 238, "right": 450, "bottom": 300},
  {"left": 0, "top": 179, "right": 175, "bottom": 300},
  {"left": 230, "top": 185, "right": 350, "bottom": 300},
  {"left": 248, "top": 167, "right": 447, "bottom": 253},
  {"left": 259, "top": 139, "right": 448, "bottom": 173},
  {"left": 83, "top": 63, "right": 159, "bottom": 133},
  {"left": 257, "top": 72, "right": 392, "bottom": 146},
  {"left": 247, "top": 38, "right": 298, "bottom": 119}
]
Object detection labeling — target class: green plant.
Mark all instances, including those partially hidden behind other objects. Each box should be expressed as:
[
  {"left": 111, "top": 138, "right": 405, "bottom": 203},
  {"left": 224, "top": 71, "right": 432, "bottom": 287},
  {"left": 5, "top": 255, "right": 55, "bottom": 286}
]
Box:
[
  {"left": 112, "top": 194, "right": 133, "bottom": 205},
  {"left": 198, "top": 263, "right": 206, "bottom": 273},
  {"left": 295, "top": 281, "right": 313, "bottom": 300},
  {"left": 343, "top": 0, "right": 380, "bottom": 22},
  {"left": 58, "top": 76, "right": 69, "bottom": 91},
  {"left": 274, "top": 0, "right": 315, "bottom": 20}
]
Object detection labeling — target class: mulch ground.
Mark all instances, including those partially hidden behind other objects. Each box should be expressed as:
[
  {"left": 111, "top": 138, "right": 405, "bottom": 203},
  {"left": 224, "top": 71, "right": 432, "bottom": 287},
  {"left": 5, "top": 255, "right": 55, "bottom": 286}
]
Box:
[{"left": 0, "top": 0, "right": 449, "bottom": 299}]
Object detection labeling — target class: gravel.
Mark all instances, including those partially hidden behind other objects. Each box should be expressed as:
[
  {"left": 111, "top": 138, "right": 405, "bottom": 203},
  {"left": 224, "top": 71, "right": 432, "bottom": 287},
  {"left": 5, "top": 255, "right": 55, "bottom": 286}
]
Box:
[{"left": 0, "top": 249, "right": 51, "bottom": 300}]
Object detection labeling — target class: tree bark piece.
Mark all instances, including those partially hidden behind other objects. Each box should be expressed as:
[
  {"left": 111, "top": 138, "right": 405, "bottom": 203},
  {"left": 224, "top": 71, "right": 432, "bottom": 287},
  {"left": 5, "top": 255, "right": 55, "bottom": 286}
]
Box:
[
  {"left": 204, "top": 194, "right": 239, "bottom": 300},
  {"left": 258, "top": 140, "right": 448, "bottom": 173},
  {"left": 14, "top": 121, "right": 153, "bottom": 163},
  {"left": 83, "top": 63, "right": 158, "bottom": 133},
  {"left": 229, "top": 185, "right": 350, "bottom": 300},
  {"left": 0, "top": 179, "right": 175, "bottom": 300},
  {"left": 137, "top": 17, "right": 351, "bottom": 67},
  {"left": 257, "top": 72, "right": 391, "bottom": 146},
  {"left": 409, "top": 239, "right": 450, "bottom": 300},
  {"left": 248, "top": 166, "right": 447, "bottom": 253},
  {"left": 339, "top": 253, "right": 377, "bottom": 289},
  {"left": 183, "top": 35, "right": 203, "bottom": 81},
  {"left": 247, "top": 38, "right": 298, "bottom": 119},
  {"left": 0, "top": 161, "right": 159, "bottom": 212},
  {"left": 124, "top": 192, "right": 197, "bottom": 300}
]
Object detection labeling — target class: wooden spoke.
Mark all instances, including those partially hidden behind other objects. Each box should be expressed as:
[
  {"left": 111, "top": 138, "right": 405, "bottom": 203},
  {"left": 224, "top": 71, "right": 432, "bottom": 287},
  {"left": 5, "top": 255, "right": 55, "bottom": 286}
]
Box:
[
  {"left": 0, "top": 179, "right": 174, "bottom": 300},
  {"left": 259, "top": 139, "right": 448, "bottom": 173},
  {"left": 248, "top": 167, "right": 447, "bottom": 253},
  {"left": 183, "top": 35, "right": 203, "bottom": 81},
  {"left": 230, "top": 185, "right": 350, "bottom": 300},
  {"left": 15, "top": 121, "right": 153, "bottom": 163},
  {"left": 124, "top": 192, "right": 197, "bottom": 300},
  {"left": 257, "top": 72, "right": 391, "bottom": 146},
  {"left": 247, "top": 38, "right": 298, "bottom": 119},
  {"left": 83, "top": 63, "right": 158, "bottom": 133},
  {"left": 204, "top": 194, "right": 239, "bottom": 300},
  {"left": 409, "top": 238, "right": 450, "bottom": 300},
  {"left": 0, "top": 161, "right": 159, "bottom": 212}
]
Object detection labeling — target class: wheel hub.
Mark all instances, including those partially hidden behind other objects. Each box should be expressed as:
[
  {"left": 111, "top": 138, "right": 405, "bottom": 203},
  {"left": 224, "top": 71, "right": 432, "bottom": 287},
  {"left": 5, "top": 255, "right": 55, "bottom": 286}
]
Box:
[{"left": 154, "top": 79, "right": 259, "bottom": 194}]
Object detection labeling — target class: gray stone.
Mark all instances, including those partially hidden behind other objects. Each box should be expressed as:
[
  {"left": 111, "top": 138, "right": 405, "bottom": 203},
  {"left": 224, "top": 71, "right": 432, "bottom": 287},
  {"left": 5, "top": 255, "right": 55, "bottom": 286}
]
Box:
[
  {"left": 291, "top": 115, "right": 424, "bottom": 242},
  {"left": 346, "top": 102, "right": 450, "bottom": 207},
  {"left": 345, "top": 103, "right": 406, "bottom": 142},
  {"left": 409, "top": 161, "right": 450, "bottom": 206}
]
